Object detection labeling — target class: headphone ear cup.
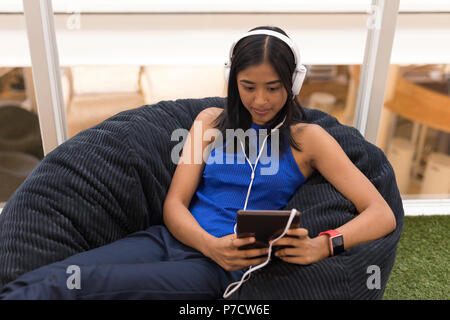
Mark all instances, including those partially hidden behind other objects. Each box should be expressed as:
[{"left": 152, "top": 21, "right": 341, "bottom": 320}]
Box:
[{"left": 291, "top": 65, "right": 307, "bottom": 97}]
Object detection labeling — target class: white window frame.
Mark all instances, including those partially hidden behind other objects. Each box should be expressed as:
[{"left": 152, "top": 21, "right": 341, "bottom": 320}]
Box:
[
  {"left": 20, "top": 0, "right": 448, "bottom": 216},
  {"left": 353, "top": 0, "right": 399, "bottom": 143},
  {"left": 23, "top": 0, "right": 67, "bottom": 155}
]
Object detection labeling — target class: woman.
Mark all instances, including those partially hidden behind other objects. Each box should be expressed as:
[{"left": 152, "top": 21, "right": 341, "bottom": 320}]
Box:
[
  {"left": 0, "top": 26, "right": 396, "bottom": 300},
  {"left": 164, "top": 26, "right": 396, "bottom": 272}
]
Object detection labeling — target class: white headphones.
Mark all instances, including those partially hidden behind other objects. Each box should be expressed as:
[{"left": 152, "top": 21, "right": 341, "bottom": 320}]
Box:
[{"left": 224, "top": 29, "right": 307, "bottom": 99}]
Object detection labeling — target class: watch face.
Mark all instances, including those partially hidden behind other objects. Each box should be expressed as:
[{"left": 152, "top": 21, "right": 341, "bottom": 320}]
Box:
[
  {"left": 331, "top": 235, "right": 344, "bottom": 255},
  {"left": 332, "top": 236, "right": 343, "bottom": 247}
]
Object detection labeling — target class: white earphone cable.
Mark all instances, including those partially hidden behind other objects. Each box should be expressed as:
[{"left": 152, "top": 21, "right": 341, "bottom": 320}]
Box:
[
  {"left": 224, "top": 118, "right": 293, "bottom": 299},
  {"left": 240, "top": 133, "right": 270, "bottom": 211},
  {"left": 240, "top": 118, "right": 285, "bottom": 210}
]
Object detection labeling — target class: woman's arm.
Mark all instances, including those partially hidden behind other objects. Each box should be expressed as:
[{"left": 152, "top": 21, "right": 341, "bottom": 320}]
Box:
[
  {"left": 163, "top": 107, "right": 220, "bottom": 254},
  {"left": 275, "top": 124, "right": 396, "bottom": 264}
]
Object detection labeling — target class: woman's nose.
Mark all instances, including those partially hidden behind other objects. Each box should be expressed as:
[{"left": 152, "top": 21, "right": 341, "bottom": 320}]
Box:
[{"left": 253, "top": 89, "right": 267, "bottom": 106}]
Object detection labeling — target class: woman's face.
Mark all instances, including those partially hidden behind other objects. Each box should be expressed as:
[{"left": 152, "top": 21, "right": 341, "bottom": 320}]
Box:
[{"left": 236, "top": 61, "right": 288, "bottom": 125}]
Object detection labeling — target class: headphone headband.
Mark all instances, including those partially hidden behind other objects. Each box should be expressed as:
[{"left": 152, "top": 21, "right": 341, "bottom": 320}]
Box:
[
  {"left": 224, "top": 29, "right": 307, "bottom": 98},
  {"left": 227, "top": 29, "right": 301, "bottom": 66}
]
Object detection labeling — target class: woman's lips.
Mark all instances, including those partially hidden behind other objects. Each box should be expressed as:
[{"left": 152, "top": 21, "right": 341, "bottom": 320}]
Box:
[{"left": 252, "top": 108, "right": 270, "bottom": 115}]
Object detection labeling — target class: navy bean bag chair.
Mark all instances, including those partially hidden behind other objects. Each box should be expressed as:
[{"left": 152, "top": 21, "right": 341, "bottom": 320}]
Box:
[{"left": 0, "top": 97, "right": 404, "bottom": 299}]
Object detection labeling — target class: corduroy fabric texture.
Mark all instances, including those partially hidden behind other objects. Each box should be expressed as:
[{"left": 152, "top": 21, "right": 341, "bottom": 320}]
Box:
[{"left": 0, "top": 97, "right": 403, "bottom": 299}]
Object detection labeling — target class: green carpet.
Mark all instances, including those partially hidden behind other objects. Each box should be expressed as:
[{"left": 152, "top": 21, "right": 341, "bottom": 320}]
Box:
[{"left": 383, "top": 215, "right": 449, "bottom": 300}]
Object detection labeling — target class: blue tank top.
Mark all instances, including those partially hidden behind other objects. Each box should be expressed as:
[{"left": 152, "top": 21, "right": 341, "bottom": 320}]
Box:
[{"left": 189, "top": 123, "right": 306, "bottom": 238}]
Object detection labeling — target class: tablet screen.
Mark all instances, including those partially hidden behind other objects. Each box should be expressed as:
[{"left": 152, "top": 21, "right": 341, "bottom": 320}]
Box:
[{"left": 236, "top": 209, "right": 301, "bottom": 250}]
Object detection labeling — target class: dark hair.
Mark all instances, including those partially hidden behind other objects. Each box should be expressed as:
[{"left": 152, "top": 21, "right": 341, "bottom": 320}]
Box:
[{"left": 213, "top": 26, "right": 307, "bottom": 154}]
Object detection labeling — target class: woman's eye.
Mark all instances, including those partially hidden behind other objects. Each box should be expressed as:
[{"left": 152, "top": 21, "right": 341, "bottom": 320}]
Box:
[{"left": 242, "top": 86, "right": 279, "bottom": 92}]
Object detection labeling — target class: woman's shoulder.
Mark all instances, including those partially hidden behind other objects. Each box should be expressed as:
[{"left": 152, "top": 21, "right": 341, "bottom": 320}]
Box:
[
  {"left": 290, "top": 122, "right": 344, "bottom": 166},
  {"left": 290, "top": 122, "right": 331, "bottom": 158},
  {"left": 290, "top": 122, "right": 327, "bottom": 143},
  {"left": 197, "top": 107, "right": 223, "bottom": 120},
  {"left": 288, "top": 123, "right": 322, "bottom": 179},
  {"left": 194, "top": 107, "right": 224, "bottom": 130}
]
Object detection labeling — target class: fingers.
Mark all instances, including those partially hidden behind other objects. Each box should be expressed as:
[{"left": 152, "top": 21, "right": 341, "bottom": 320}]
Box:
[
  {"left": 222, "top": 229, "right": 312, "bottom": 270},
  {"left": 272, "top": 228, "right": 308, "bottom": 246},
  {"left": 274, "top": 248, "right": 312, "bottom": 265},
  {"left": 286, "top": 228, "right": 308, "bottom": 238},
  {"left": 274, "top": 247, "right": 298, "bottom": 257},
  {"left": 272, "top": 236, "right": 298, "bottom": 247},
  {"left": 224, "top": 248, "right": 269, "bottom": 271},
  {"left": 240, "top": 247, "right": 269, "bottom": 259},
  {"left": 219, "top": 236, "right": 269, "bottom": 271},
  {"left": 241, "top": 256, "right": 269, "bottom": 267},
  {"left": 234, "top": 245, "right": 269, "bottom": 268},
  {"left": 275, "top": 255, "right": 310, "bottom": 265},
  {"left": 231, "top": 236, "right": 256, "bottom": 249}
]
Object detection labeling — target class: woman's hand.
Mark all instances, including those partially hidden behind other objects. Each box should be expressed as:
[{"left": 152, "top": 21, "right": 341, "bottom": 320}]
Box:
[
  {"left": 204, "top": 234, "right": 269, "bottom": 271},
  {"left": 273, "top": 228, "right": 330, "bottom": 265}
]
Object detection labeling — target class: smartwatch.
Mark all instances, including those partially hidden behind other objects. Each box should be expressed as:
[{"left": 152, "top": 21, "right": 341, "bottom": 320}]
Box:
[{"left": 318, "top": 230, "right": 344, "bottom": 257}]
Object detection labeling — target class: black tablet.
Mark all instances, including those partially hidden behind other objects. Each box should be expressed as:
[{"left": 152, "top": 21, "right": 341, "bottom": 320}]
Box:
[{"left": 236, "top": 209, "right": 301, "bottom": 250}]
